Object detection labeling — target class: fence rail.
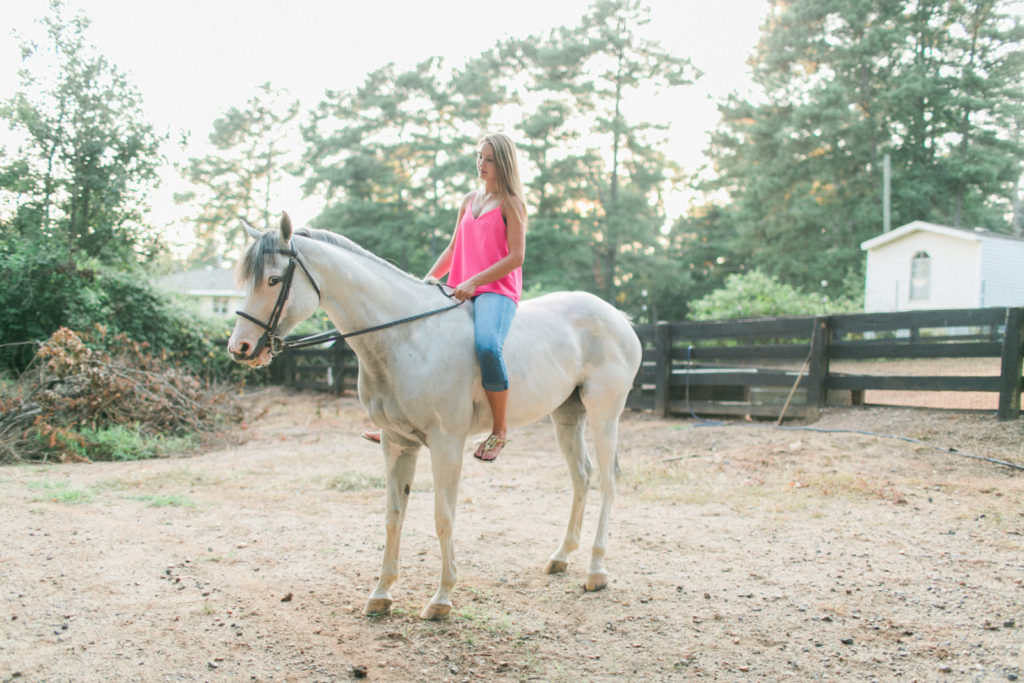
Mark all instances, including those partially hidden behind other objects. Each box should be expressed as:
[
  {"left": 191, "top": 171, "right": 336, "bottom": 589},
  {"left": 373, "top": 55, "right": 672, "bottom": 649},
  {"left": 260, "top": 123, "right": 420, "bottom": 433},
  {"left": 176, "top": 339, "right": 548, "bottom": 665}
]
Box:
[
  {"left": 270, "top": 307, "right": 1023, "bottom": 422},
  {"left": 629, "top": 306, "right": 1023, "bottom": 421},
  {"left": 268, "top": 339, "right": 357, "bottom": 395}
]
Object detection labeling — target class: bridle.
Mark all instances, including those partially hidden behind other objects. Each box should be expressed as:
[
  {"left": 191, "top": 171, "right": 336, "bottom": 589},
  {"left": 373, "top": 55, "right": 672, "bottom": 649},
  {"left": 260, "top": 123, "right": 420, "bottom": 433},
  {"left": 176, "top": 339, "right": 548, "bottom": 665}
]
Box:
[
  {"left": 234, "top": 247, "right": 463, "bottom": 361},
  {"left": 234, "top": 248, "right": 316, "bottom": 360}
]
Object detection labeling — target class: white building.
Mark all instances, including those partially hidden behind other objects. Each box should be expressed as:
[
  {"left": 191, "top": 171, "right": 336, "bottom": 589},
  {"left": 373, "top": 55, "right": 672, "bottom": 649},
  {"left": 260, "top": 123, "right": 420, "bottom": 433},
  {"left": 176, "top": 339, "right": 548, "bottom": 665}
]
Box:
[
  {"left": 158, "top": 267, "right": 244, "bottom": 318},
  {"left": 860, "top": 221, "right": 1024, "bottom": 312}
]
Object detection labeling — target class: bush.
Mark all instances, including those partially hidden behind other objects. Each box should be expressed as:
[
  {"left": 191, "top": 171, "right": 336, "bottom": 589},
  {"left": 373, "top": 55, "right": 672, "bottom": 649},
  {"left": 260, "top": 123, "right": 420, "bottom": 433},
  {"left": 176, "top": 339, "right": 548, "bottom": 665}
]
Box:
[
  {"left": 0, "top": 246, "right": 247, "bottom": 383},
  {"left": 689, "top": 269, "right": 861, "bottom": 320},
  {"left": 0, "top": 327, "right": 242, "bottom": 463}
]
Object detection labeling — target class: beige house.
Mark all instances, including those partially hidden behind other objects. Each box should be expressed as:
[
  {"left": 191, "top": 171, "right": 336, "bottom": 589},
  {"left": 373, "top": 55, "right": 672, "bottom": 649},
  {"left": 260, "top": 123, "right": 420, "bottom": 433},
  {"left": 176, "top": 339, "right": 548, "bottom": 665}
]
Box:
[
  {"left": 158, "top": 267, "right": 244, "bottom": 318},
  {"left": 860, "top": 221, "right": 1024, "bottom": 312}
]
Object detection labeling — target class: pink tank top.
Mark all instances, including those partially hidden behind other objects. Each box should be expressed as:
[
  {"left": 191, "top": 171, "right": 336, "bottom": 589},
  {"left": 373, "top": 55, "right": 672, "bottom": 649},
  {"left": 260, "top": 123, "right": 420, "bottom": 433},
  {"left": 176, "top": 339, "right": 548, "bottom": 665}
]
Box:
[{"left": 447, "top": 202, "right": 522, "bottom": 304}]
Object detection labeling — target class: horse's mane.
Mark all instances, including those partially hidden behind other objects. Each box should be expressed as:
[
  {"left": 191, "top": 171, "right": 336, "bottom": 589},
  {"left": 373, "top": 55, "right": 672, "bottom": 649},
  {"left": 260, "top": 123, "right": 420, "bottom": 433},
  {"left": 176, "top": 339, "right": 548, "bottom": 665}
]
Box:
[{"left": 237, "top": 227, "right": 422, "bottom": 288}]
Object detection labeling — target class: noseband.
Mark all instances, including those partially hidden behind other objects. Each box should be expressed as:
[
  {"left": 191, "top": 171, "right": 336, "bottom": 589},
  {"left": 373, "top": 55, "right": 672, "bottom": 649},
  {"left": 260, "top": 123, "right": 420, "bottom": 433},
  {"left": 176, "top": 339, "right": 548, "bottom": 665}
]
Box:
[{"left": 235, "top": 248, "right": 320, "bottom": 361}]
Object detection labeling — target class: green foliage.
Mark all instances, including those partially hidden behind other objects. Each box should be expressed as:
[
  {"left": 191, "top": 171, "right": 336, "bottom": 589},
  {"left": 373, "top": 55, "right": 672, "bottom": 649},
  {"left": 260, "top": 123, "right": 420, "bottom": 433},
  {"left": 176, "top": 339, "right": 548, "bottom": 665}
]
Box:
[
  {"left": 0, "top": 242, "right": 244, "bottom": 381},
  {"left": 502, "top": 0, "right": 700, "bottom": 310},
  {"left": 67, "top": 424, "right": 196, "bottom": 462},
  {"left": 0, "top": 3, "right": 245, "bottom": 466},
  {"left": 290, "top": 0, "right": 698, "bottom": 319},
  {"left": 520, "top": 215, "right": 598, "bottom": 295},
  {"left": 300, "top": 57, "right": 484, "bottom": 276},
  {"left": 689, "top": 269, "right": 861, "bottom": 321},
  {"left": 698, "top": 0, "right": 1024, "bottom": 293},
  {"left": 175, "top": 82, "right": 300, "bottom": 267},
  {"left": 0, "top": 0, "right": 165, "bottom": 265}
]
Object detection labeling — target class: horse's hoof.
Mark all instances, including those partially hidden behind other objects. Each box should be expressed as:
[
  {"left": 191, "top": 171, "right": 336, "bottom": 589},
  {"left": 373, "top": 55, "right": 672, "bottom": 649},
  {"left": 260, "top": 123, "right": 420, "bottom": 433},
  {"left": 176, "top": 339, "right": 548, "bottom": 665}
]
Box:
[
  {"left": 584, "top": 572, "right": 609, "bottom": 592},
  {"left": 544, "top": 559, "right": 568, "bottom": 574},
  {"left": 364, "top": 598, "right": 393, "bottom": 616},
  {"left": 419, "top": 602, "right": 451, "bottom": 621}
]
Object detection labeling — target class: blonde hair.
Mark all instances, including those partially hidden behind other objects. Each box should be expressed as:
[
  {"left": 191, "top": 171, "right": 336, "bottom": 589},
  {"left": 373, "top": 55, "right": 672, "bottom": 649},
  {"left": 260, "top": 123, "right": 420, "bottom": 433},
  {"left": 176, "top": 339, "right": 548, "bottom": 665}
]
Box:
[{"left": 479, "top": 133, "right": 528, "bottom": 228}]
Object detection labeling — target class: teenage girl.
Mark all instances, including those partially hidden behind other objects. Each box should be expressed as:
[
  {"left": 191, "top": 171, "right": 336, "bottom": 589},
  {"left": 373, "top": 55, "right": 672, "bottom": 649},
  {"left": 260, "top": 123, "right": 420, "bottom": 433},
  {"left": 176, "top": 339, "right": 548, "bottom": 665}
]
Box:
[{"left": 362, "top": 134, "right": 526, "bottom": 462}]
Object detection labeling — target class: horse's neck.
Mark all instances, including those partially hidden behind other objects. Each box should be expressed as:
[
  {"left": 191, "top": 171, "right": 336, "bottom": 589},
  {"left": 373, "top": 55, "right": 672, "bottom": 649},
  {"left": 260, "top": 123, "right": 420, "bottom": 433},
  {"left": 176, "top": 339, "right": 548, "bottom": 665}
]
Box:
[{"left": 301, "top": 237, "right": 441, "bottom": 351}]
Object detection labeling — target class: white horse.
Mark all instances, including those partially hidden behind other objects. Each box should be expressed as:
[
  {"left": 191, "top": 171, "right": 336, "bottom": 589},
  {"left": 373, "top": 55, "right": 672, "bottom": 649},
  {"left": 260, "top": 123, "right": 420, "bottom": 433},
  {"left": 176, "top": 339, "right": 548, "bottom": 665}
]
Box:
[{"left": 228, "top": 214, "right": 642, "bottom": 620}]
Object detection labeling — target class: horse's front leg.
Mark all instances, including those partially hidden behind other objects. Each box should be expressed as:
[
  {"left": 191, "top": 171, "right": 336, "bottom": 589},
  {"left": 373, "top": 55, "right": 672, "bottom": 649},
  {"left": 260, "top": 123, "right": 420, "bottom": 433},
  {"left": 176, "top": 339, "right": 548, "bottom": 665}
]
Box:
[
  {"left": 365, "top": 435, "right": 420, "bottom": 616},
  {"left": 420, "top": 434, "right": 465, "bottom": 620}
]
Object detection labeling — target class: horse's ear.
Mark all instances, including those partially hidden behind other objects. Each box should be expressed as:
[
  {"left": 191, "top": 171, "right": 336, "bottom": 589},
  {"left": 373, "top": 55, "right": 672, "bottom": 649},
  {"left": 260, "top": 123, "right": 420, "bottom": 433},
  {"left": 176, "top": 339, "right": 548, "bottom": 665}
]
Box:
[
  {"left": 280, "top": 212, "right": 293, "bottom": 243},
  {"left": 240, "top": 219, "right": 261, "bottom": 241}
]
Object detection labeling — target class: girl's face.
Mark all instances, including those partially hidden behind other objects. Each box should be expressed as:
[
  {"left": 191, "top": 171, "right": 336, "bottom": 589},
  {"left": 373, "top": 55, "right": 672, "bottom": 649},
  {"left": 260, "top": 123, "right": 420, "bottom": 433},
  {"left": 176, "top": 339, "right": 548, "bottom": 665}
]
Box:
[{"left": 476, "top": 143, "right": 497, "bottom": 185}]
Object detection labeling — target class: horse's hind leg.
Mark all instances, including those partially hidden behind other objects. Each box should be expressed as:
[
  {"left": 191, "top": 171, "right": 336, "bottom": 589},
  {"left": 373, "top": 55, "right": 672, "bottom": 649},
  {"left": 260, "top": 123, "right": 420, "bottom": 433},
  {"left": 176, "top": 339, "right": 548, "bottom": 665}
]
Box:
[
  {"left": 583, "top": 411, "right": 622, "bottom": 592},
  {"left": 545, "top": 393, "right": 592, "bottom": 575},
  {"left": 365, "top": 436, "right": 420, "bottom": 616}
]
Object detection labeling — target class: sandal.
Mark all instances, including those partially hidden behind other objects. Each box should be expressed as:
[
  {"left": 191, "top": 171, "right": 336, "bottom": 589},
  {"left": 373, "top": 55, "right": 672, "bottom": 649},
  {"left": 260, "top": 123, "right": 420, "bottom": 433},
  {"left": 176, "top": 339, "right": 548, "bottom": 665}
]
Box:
[
  {"left": 473, "top": 434, "right": 507, "bottom": 462},
  {"left": 361, "top": 429, "right": 381, "bottom": 443}
]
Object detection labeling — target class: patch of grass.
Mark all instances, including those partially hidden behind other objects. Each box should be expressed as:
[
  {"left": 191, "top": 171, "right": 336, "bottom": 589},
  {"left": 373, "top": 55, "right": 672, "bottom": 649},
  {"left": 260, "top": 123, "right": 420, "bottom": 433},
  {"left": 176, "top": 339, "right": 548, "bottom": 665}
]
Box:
[
  {"left": 131, "top": 493, "right": 196, "bottom": 508},
  {"left": 99, "top": 467, "right": 223, "bottom": 493},
  {"left": 326, "top": 471, "right": 387, "bottom": 492},
  {"left": 69, "top": 424, "right": 197, "bottom": 462},
  {"left": 626, "top": 461, "right": 823, "bottom": 515},
  {"left": 27, "top": 479, "right": 92, "bottom": 504},
  {"left": 801, "top": 470, "right": 910, "bottom": 503},
  {"left": 624, "top": 463, "right": 695, "bottom": 502},
  {"left": 454, "top": 603, "right": 517, "bottom": 637}
]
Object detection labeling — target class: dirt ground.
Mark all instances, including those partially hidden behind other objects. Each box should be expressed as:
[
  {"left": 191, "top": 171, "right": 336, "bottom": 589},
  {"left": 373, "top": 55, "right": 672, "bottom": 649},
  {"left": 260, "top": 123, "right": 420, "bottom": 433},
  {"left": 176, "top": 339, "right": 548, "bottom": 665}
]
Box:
[{"left": 1, "top": 387, "right": 1022, "bottom": 682}]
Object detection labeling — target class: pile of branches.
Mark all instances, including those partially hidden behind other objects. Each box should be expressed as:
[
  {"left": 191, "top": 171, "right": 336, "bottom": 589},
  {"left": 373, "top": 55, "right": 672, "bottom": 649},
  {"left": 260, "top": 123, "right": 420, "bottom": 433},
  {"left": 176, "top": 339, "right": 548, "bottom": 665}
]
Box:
[{"left": 0, "top": 327, "right": 243, "bottom": 463}]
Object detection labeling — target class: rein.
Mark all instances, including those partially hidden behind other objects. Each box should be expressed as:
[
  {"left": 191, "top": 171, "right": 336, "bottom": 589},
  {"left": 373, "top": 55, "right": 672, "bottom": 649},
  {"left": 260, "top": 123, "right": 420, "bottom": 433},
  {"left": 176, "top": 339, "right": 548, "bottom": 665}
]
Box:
[{"left": 235, "top": 247, "right": 463, "bottom": 360}]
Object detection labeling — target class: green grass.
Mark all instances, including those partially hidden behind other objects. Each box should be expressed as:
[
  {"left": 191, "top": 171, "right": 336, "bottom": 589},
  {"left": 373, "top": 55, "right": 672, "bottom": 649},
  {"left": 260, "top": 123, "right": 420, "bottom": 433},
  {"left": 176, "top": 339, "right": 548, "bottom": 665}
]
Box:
[
  {"left": 26, "top": 479, "right": 93, "bottom": 504},
  {"left": 326, "top": 471, "right": 387, "bottom": 492},
  {"left": 454, "top": 603, "right": 517, "bottom": 637},
  {"left": 67, "top": 424, "right": 197, "bottom": 461},
  {"left": 130, "top": 493, "right": 196, "bottom": 508}
]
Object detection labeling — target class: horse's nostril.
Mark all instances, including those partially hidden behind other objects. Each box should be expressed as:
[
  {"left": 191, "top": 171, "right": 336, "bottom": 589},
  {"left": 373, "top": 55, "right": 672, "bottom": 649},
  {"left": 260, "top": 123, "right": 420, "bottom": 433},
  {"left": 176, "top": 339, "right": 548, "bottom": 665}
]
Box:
[{"left": 230, "top": 341, "right": 250, "bottom": 359}]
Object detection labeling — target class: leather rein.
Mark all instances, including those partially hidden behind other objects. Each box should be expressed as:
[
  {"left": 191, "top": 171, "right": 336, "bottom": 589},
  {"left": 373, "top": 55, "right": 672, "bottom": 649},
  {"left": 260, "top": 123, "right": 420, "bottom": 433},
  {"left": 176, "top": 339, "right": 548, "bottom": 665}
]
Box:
[{"left": 235, "top": 248, "right": 463, "bottom": 361}]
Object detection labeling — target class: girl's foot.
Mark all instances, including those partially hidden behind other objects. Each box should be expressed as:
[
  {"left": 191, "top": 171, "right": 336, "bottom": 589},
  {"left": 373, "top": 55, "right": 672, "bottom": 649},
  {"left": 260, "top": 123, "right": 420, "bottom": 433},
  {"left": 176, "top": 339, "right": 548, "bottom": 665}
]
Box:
[
  {"left": 473, "top": 434, "right": 507, "bottom": 462},
  {"left": 361, "top": 429, "right": 381, "bottom": 443}
]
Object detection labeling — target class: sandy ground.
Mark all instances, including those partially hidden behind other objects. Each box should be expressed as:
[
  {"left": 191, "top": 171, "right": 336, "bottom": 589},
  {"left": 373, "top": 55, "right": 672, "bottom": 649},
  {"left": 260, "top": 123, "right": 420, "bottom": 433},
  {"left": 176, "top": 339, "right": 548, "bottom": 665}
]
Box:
[{"left": 1, "top": 387, "right": 1022, "bottom": 682}]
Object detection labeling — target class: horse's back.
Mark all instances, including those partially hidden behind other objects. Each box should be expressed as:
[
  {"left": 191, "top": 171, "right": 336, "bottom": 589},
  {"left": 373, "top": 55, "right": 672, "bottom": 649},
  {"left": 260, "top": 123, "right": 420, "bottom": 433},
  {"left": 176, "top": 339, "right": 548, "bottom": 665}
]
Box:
[
  {"left": 518, "top": 291, "right": 640, "bottom": 363},
  {"left": 503, "top": 291, "right": 640, "bottom": 423}
]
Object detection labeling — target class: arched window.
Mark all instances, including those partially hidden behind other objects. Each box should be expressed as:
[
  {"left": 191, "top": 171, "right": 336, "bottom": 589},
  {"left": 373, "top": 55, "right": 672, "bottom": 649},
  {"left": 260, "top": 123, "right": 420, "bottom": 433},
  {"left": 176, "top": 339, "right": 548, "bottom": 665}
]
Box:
[{"left": 910, "top": 251, "right": 930, "bottom": 300}]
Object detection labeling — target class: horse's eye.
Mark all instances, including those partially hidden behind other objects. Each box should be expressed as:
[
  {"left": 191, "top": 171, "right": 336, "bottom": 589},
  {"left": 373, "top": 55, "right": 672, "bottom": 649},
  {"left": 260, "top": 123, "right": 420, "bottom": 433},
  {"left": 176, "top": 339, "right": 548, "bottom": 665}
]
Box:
[{"left": 268, "top": 275, "right": 281, "bottom": 286}]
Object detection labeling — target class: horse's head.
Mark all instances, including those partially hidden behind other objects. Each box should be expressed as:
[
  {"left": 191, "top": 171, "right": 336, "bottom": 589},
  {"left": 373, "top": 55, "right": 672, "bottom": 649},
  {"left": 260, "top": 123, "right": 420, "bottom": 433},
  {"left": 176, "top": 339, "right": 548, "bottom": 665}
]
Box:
[{"left": 227, "top": 212, "right": 322, "bottom": 367}]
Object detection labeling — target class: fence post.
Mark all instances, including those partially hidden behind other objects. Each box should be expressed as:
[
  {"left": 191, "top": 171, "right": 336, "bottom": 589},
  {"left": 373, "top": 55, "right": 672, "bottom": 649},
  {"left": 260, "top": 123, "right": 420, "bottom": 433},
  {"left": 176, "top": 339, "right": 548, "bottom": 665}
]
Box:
[
  {"left": 997, "top": 307, "right": 1023, "bottom": 421},
  {"left": 331, "top": 342, "right": 346, "bottom": 396},
  {"left": 805, "top": 316, "right": 830, "bottom": 409},
  {"left": 653, "top": 321, "right": 672, "bottom": 418}
]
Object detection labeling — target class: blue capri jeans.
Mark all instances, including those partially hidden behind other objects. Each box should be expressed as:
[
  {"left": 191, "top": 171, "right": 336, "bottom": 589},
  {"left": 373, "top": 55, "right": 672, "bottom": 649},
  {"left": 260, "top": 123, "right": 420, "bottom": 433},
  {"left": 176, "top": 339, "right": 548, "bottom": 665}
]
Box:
[{"left": 473, "top": 292, "right": 517, "bottom": 392}]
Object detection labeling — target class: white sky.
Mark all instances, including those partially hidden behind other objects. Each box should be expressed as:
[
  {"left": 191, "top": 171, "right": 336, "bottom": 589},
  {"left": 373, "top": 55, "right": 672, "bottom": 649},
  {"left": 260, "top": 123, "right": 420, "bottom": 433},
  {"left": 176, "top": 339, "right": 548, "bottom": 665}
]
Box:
[{"left": 0, "top": 0, "right": 770, "bottom": 241}]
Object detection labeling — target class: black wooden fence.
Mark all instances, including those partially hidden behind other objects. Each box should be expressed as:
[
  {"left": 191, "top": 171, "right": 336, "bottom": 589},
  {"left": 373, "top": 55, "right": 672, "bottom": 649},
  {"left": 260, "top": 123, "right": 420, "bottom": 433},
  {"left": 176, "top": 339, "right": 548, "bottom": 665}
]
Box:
[
  {"left": 629, "top": 306, "right": 1023, "bottom": 421},
  {"left": 268, "top": 338, "right": 357, "bottom": 395},
  {"left": 271, "top": 307, "right": 1023, "bottom": 421}
]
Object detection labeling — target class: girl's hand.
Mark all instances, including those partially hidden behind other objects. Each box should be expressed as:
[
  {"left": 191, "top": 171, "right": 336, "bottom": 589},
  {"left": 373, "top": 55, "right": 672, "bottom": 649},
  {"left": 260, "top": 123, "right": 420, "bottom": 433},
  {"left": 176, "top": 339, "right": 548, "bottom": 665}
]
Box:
[{"left": 453, "top": 280, "right": 477, "bottom": 301}]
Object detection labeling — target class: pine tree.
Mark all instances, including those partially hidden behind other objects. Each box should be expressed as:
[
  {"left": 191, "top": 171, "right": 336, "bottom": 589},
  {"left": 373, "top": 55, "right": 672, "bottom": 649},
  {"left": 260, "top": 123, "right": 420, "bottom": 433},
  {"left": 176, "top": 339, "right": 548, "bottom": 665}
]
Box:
[{"left": 175, "top": 82, "right": 299, "bottom": 266}]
